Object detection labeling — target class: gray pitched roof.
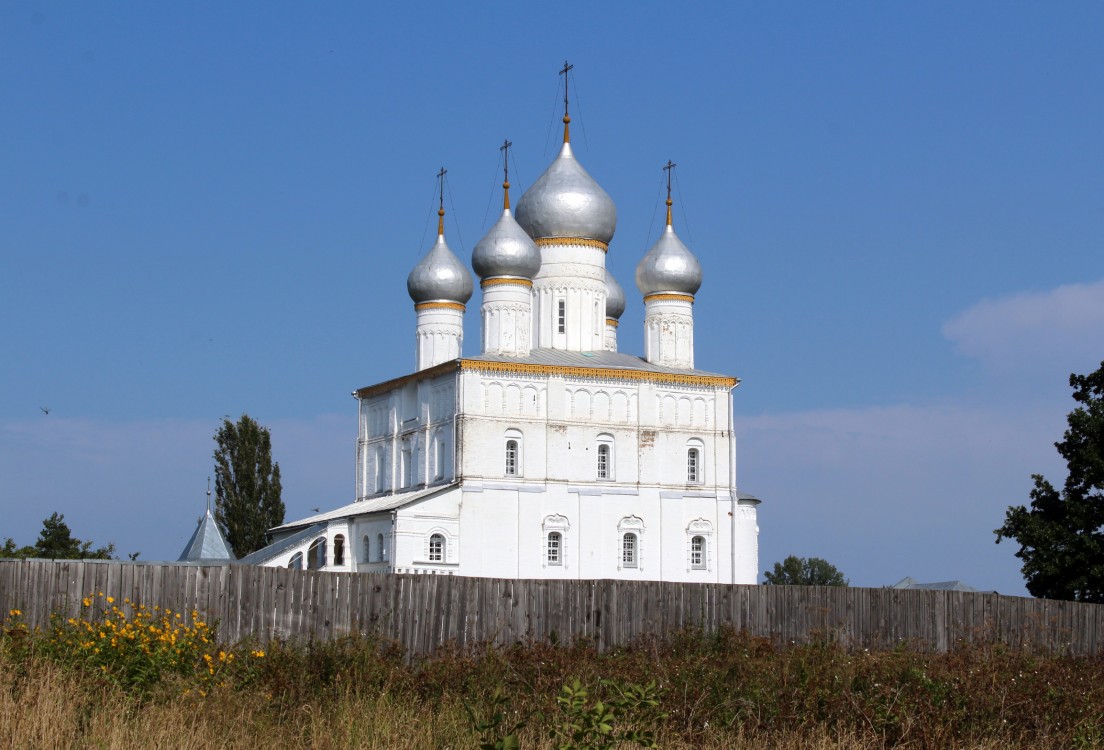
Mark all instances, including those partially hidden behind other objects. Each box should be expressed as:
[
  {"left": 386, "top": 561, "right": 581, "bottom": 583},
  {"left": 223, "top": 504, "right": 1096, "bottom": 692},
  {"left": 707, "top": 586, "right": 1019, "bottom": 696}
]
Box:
[
  {"left": 178, "top": 509, "right": 235, "bottom": 563},
  {"left": 237, "top": 522, "right": 328, "bottom": 566},
  {"left": 272, "top": 483, "right": 461, "bottom": 532}
]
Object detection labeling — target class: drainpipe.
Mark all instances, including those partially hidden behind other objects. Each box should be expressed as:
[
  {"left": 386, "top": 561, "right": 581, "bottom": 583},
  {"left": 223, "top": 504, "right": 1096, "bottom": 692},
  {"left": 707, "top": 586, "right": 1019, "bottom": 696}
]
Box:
[{"left": 729, "top": 389, "right": 737, "bottom": 584}]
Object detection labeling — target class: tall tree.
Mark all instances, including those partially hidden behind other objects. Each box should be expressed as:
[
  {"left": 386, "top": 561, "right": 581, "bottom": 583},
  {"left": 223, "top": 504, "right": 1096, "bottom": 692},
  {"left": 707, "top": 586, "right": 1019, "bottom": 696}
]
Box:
[
  {"left": 763, "top": 555, "right": 848, "bottom": 586},
  {"left": 213, "top": 414, "right": 284, "bottom": 558},
  {"left": 995, "top": 361, "right": 1104, "bottom": 602}
]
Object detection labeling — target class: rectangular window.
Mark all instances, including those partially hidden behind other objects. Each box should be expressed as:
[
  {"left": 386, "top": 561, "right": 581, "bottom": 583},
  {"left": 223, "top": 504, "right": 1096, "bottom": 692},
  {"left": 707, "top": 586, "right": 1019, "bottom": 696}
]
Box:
[
  {"left": 597, "top": 444, "right": 609, "bottom": 479},
  {"left": 622, "top": 533, "right": 637, "bottom": 568},
  {"left": 434, "top": 438, "right": 445, "bottom": 480},
  {"left": 691, "top": 535, "right": 705, "bottom": 570},
  {"left": 547, "top": 532, "right": 562, "bottom": 566},
  {"left": 557, "top": 300, "right": 566, "bottom": 334},
  {"left": 687, "top": 449, "right": 700, "bottom": 483}
]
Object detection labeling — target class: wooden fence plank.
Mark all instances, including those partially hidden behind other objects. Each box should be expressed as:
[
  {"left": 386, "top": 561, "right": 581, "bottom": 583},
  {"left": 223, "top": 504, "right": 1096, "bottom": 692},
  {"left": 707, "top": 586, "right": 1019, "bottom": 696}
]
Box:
[{"left": 4, "top": 561, "right": 1104, "bottom": 657}]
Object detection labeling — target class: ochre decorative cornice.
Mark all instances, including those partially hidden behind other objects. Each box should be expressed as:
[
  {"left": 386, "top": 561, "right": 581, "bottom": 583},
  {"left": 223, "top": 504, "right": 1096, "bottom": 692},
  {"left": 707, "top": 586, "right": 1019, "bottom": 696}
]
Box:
[
  {"left": 605, "top": 319, "right": 620, "bottom": 328},
  {"left": 644, "top": 293, "right": 695, "bottom": 304},
  {"left": 415, "top": 301, "right": 466, "bottom": 312},
  {"left": 481, "top": 277, "right": 533, "bottom": 289},
  {"left": 535, "top": 237, "right": 609, "bottom": 252},
  {"left": 458, "top": 359, "right": 736, "bottom": 388}
]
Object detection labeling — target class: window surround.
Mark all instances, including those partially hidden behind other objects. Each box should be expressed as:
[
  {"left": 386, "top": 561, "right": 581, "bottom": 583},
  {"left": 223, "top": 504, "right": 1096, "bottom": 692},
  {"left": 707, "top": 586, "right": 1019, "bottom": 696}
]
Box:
[
  {"left": 542, "top": 514, "right": 570, "bottom": 569},
  {"left": 596, "top": 433, "right": 614, "bottom": 481},
  {"left": 422, "top": 528, "right": 453, "bottom": 565},
  {"left": 504, "top": 428, "right": 523, "bottom": 477},
  {"left": 686, "top": 439, "right": 704, "bottom": 484},
  {"left": 617, "top": 515, "right": 645, "bottom": 572},
  {"left": 686, "top": 518, "right": 713, "bottom": 572}
]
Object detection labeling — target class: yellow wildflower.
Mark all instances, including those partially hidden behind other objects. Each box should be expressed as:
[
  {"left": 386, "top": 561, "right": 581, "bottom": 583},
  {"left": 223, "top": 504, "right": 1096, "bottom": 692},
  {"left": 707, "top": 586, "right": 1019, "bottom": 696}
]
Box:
[
  {"left": 106, "top": 596, "right": 115, "bottom": 604},
  {"left": 8, "top": 609, "right": 21, "bottom": 617}
]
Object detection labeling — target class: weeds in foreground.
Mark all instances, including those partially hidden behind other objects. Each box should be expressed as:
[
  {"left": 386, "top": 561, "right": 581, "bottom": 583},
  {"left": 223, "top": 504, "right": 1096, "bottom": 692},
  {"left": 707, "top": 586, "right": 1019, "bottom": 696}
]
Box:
[{"left": 3, "top": 605, "right": 1104, "bottom": 749}]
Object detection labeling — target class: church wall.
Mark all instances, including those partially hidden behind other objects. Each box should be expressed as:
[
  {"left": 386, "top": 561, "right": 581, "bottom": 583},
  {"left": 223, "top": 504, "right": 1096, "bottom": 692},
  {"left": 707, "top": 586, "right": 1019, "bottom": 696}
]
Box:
[
  {"left": 356, "top": 371, "right": 460, "bottom": 501},
  {"left": 457, "top": 371, "right": 734, "bottom": 491},
  {"left": 447, "top": 483, "right": 745, "bottom": 583},
  {"left": 391, "top": 491, "right": 462, "bottom": 574}
]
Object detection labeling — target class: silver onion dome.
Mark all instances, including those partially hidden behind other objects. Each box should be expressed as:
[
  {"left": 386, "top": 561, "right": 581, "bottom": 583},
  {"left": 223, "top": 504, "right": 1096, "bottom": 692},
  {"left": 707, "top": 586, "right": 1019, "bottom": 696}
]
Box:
[
  {"left": 515, "top": 141, "right": 617, "bottom": 244},
  {"left": 604, "top": 269, "right": 625, "bottom": 320},
  {"left": 407, "top": 232, "right": 474, "bottom": 304},
  {"left": 635, "top": 224, "right": 703, "bottom": 296},
  {"left": 472, "top": 207, "right": 541, "bottom": 280}
]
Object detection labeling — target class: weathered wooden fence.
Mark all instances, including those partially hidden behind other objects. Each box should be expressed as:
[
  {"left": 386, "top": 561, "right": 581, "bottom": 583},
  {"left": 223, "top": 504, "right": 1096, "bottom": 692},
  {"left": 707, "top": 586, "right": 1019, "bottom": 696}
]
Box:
[{"left": 2, "top": 560, "right": 1103, "bottom": 656}]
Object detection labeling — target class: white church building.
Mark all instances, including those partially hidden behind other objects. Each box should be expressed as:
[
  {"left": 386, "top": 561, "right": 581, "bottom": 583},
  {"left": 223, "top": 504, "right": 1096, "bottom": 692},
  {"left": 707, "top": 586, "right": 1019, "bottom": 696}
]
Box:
[{"left": 241, "top": 84, "right": 761, "bottom": 583}]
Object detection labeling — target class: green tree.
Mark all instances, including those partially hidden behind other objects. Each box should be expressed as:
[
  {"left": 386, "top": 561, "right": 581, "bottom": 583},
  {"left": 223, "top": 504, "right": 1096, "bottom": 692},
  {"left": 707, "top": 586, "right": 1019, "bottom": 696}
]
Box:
[
  {"left": 763, "top": 555, "right": 848, "bottom": 586},
  {"left": 1, "top": 538, "right": 34, "bottom": 558},
  {"left": 213, "top": 414, "right": 284, "bottom": 558},
  {"left": 2, "top": 513, "right": 114, "bottom": 559},
  {"left": 995, "top": 361, "right": 1104, "bottom": 602}
]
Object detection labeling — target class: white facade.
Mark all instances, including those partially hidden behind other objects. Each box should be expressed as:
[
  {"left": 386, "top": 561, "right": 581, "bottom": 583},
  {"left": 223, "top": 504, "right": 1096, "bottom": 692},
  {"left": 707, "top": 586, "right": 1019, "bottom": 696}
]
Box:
[{"left": 244, "top": 89, "right": 760, "bottom": 583}]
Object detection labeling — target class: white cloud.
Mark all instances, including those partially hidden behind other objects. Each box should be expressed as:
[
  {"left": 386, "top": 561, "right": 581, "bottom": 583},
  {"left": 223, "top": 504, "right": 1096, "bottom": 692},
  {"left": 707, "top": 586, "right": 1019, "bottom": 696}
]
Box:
[{"left": 942, "top": 279, "right": 1104, "bottom": 377}]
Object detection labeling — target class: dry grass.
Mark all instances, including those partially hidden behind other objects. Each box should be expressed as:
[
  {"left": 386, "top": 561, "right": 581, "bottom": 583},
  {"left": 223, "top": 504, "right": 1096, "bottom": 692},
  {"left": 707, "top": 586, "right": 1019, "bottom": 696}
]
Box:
[{"left": 3, "top": 621, "right": 1103, "bottom": 750}]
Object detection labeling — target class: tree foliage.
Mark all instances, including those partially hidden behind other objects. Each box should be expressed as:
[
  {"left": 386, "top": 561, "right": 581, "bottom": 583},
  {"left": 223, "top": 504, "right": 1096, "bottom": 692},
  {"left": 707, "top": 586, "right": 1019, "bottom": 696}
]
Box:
[
  {"left": 213, "top": 414, "right": 284, "bottom": 558},
  {"left": 1, "top": 512, "right": 115, "bottom": 560},
  {"left": 996, "top": 361, "right": 1104, "bottom": 602},
  {"left": 763, "top": 555, "right": 848, "bottom": 586}
]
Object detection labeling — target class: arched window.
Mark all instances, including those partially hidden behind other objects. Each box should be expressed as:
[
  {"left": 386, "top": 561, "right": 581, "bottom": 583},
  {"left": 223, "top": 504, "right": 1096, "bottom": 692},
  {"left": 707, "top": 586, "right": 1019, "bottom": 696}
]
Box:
[
  {"left": 428, "top": 533, "right": 445, "bottom": 562},
  {"left": 377, "top": 532, "right": 386, "bottom": 562},
  {"left": 596, "top": 434, "right": 614, "bottom": 480},
  {"left": 289, "top": 552, "right": 303, "bottom": 570},
  {"left": 505, "top": 439, "right": 519, "bottom": 476},
  {"left": 307, "top": 537, "right": 326, "bottom": 570},
  {"left": 687, "top": 447, "right": 701, "bottom": 483},
  {"left": 690, "top": 535, "right": 706, "bottom": 570},
  {"left": 547, "top": 531, "right": 562, "bottom": 566},
  {"left": 333, "top": 534, "right": 345, "bottom": 566},
  {"left": 361, "top": 535, "right": 371, "bottom": 564},
  {"left": 622, "top": 533, "right": 638, "bottom": 569},
  {"left": 597, "top": 444, "right": 609, "bottom": 479}
]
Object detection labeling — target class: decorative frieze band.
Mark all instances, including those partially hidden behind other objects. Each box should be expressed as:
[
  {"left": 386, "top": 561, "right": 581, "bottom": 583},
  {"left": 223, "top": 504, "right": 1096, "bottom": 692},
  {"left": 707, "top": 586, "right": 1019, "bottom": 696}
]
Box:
[
  {"left": 415, "top": 301, "right": 467, "bottom": 312},
  {"left": 459, "top": 359, "right": 736, "bottom": 388},
  {"left": 643, "top": 293, "right": 695, "bottom": 304},
  {"left": 534, "top": 237, "right": 610, "bottom": 252},
  {"left": 481, "top": 277, "right": 534, "bottom": 289}
]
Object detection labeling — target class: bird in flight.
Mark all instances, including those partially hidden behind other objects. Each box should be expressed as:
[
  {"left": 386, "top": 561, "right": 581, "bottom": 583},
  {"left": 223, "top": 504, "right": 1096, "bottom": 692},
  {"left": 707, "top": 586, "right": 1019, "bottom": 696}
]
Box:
[{"left": 39, "top": 406, "right": 50, "bottom": 415}]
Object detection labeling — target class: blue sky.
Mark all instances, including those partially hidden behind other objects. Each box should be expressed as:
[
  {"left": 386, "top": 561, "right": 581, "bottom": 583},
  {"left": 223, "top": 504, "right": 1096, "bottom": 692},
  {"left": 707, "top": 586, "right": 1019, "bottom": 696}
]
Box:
[{"left": 2, "top": 2, "right": 1102, "bottom": 594}]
